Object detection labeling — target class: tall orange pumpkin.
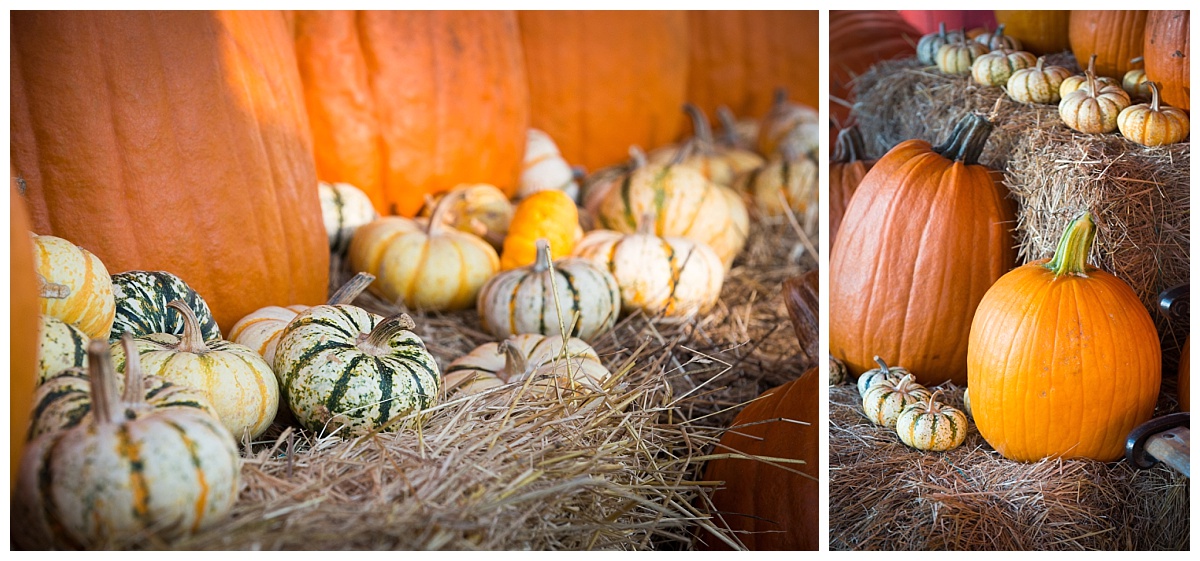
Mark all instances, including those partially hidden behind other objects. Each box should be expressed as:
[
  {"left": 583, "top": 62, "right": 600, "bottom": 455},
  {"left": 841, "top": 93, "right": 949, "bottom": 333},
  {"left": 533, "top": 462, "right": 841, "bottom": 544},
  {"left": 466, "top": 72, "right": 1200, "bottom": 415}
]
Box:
[
  {"left": 685, "top": 11, "right": 819, "bottom": 121},
  {"left": 829, "top": 11, "right": 920, "bottom": 132},
  {"left": 11, "top": 11, "right": 328, "bottom": 332},
  {"left": 830, "top": 114, "right": 1016, "bottom": 386},
  {"left": 1068, "top": 10, "right": 1149, "bottom": 79},
  {"left": 993, "top": 10, "right": 1072, "bottom": 55},
  {"left": 967, "top": 213, "right": 1161, "bottom": 462},
  {"left": 518, "top": 11, "right": 688, "bottom": 172},
  {"left": 1143, "top": 10, "right": 1190, "bottom": 111},
  {"left": 10, "top": 184, "right": 39, "bottom": 483},
  {"left": 294, "top": 11, "right": 530, "bottom": 217}
]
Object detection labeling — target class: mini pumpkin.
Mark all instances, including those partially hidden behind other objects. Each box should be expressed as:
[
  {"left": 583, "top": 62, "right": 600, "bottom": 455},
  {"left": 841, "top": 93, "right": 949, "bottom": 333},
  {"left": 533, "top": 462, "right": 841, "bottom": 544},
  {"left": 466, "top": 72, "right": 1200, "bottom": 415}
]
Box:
[
  {"left": 829, "top": 356, "right": 849, "bottom": 386},
  {"left": 917, "top": 22, "right": 966, "bottom": 65},
  {"left": 37, "top": 315, "right": 89, "bottom": 385},
  {"left": 1006, "top": 56, "right": 1072, "bottom": 104},
  {"left": 862, "top": 373, "right": 933, "bottom": 429},
  {"left": 32, "top": 233, "right": 116, "bottom": 340},
  {"left": 1059, "top": 69, "right": 1132, "bottom": 134},
  {"left": 418, "top": 183, "right": 514, "bottom": 251},
  {"left": 518, "top": 128, "right": 580, "bottom": 202},
  {"left": 971, "top": 48, "right": 1037, "bottom": 87},
  {"left": 1059, "top": 54, "right": 1120, "bottom": 98},
  {"left": 109, "top": 270, "right": 221, "bottom": 343},
  {"left": 895, "top": 390, "right": 969, "bottom": 452},
  {"left": 443, "top": 334, "right": 611, "bottom": 398},
  {"left": 936, "top": 35, "right": 989, "bottom": 75},
  {"left": 479, "top": 239, "right": 620, "bottom": 341},
  {"left": 649, "top": 104, "right": 765, "bottom": 188},
  {"left": 974, "top": 23, "right": 1022, "bottom": 51},
  {"left": 1122, "top": 56, "right": 1152, "bottom": 100},
  {"left": 501, "top": 190, "right": 581, "bottom": 271},
  {"left": 319, "top": 181, "right": 379, "bottom": 258},
  {"left": 1116, "top": 81, "right": 1190, "bottom": 146},
  {"left": 757, "top": 89, "right": 819, "bottom": 158},
  {"left": 733, "top": 148, "right": 818, "bottom": 220},
  {"left": 856, "top": 356, "right": 912, "bottom": 397}
]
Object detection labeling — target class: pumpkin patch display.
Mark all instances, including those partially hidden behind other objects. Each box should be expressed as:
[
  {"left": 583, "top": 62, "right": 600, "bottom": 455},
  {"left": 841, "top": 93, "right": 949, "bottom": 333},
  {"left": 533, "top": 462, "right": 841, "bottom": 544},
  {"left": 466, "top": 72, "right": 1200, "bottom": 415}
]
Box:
[
  {"left": 443, "top": 334, "right": 611, "bottom": 398},
  {"left": 1117, "top": 81, "right": 1190, "bottom": 146},
  {"left": 109, "top": 270, "right": 221, "bottom": 343},
  {"left": 320, "top": 181, "right": 379, "bottom": 257},
  {"left": 894, "top": 390, "right": 969, "bottom": 452},
  {"left": 36, "top": 315, "right": 89, "bottom": 385},
  {"left": 1006, "top": 57, "right": 1072, "bottom": 104},
  {"left": 419, "top": 184, "right": 515, "bottom": 252},
  {"left": 500, "top": 190, "right": 581, "bottom": 271},
  {"left": 31, "top": 233, "right": 116, "bottom": 341},
  {"left": 967, "top": 213, "right": 1161, "bottom": 462},
  {"left": 1059, "top": 70, "right": 1132, "bottom": 134}
]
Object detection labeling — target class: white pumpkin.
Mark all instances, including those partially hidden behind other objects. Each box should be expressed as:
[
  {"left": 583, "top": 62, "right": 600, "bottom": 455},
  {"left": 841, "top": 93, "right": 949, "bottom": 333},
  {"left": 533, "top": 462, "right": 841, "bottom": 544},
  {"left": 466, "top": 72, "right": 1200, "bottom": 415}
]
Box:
[
  {"left": 518, "top": 129, "right": 580, "bottom": 202},
  {"left": 319, "top": 181, "right": 379, "bottom": 257},
  {"left": 443, "top": 334, "right": 611, "bottom": 398}
]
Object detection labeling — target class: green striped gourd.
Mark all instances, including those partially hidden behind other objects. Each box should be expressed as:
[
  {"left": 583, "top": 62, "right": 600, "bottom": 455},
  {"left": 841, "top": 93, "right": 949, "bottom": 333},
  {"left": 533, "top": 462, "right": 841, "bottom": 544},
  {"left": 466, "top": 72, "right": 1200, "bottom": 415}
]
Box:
[
  {"left": 895, "top": 390, "right": 969, "bottom": 451},
  {"left": 733, "top": 148, "right": 818, "bottom": 218},
  {"left": 443, "top": 334, "right": 611, "bottom": 398},
  {"left": 37, "top": 315, "right": 89, "bottom": 385},
  {"left": 319, "top": 181, "right": 379, "bottom": 257},
  {"left": 477, "top": 239, "right": 620, "bottom": 341},
  {"left": 970, "top": 49, "right": 1036, "bottom": 87},
  {"left": 917, "top": 23, "right": 966, "bottom": 65},
  {"left": 856, "top": 356, "right": 912, "bottom": 397},
  {"left": 109, "top": 270, "right": 221, "bottom": 343},
  {"left": 273, "top": 309, "right": 439, "bottom": 437},
  {"left": 14, "top": 338, "right": 237, "bottom": 549},
  {"left": 862, "top": 373, "right": 932, "bottom": 429},
  {"left": 114, "top": 301, "right": 279, "bottom": 439}
]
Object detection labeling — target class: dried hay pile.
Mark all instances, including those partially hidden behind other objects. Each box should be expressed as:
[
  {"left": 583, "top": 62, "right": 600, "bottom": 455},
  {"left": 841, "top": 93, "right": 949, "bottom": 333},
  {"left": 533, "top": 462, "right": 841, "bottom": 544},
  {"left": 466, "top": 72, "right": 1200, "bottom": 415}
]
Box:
[
  {"left": 167, "top": 214, "right": 816, "bottom": 551},
  {"left": 850, "top": 55, "right": 1190, "bottom": 367},
  {"left": 829, "top": 383, "right": 1190, "bottom": 551}
]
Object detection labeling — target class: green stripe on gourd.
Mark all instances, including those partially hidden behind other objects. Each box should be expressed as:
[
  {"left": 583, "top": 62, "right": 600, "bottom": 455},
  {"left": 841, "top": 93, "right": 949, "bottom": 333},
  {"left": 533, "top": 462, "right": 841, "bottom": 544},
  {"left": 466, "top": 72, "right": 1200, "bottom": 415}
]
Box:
[
  {"left": 895, "top": 390, "right": 969, "bottom": 452},
  {"left": 862, "top": 373, "right": 932, "bottom": 429},
  {"left": 856, "top": 356, "right": 912, "bottom": 397},
  {"left": 109, "top": 271, "right": 221, "bottom": 343},
  {"left": 38, "top": 315, "right": 90, "bottom": 385}
]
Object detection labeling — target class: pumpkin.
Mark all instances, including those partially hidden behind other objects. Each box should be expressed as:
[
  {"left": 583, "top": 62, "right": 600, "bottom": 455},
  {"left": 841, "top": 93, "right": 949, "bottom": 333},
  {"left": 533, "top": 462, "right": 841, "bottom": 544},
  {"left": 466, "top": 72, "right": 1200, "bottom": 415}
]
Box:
[
  {"left": 1143, "top": 11, "right": 1190, "bottom": 111},
  {"left": 573, "top": 220, "right": 726, "bottom": 322},
  {"left": 518, "top": 11, "right": 688, "bottom": 172},
  {"left": 294, "top": 10, "right": 529, "bottom": 217},
  {"left": 830, "top": 113, "right": 1016, "bottom": 386},
  {"left": 993, "top": 10, "right": 1071, "bottom": 55},
  {"left": 109, "top": 270, "right": 221, "bottom": 343},
  {"left": 829, "top": 126, "right": 875, "bottom": 250},
  {"left": 114, "top": 301, "right": 280, "bottom": 440},
  {"left": 974, "top": 23, "right": 1022, "bottom": 51},
  {"left": 830, "top": 356, "right": 849, "bottom": 386},
  {"left": 963, "top": 388, "right": 973, "bottom": 416},
  {"left": 348, "top": 191, "right": 500, "bottom": 312},
  {"left": 320, "top": 181, "right": 379, "bottom": 257},
  {"left": 37, "top": 316, "right": 90, "bottom": 385},
  {"left": 501, "top": 190, "right": 581, "bottom": 271},
  {"left": 518, "top": 129, "right": 580, "bottom": 202},
  {"left": 229, "top": 272, "right": 376, "bottom": 367},
  {"left": 967, "top": 212, "right": 1161, "bottom": 462},
  {"left": 971, "top": 48, "right": 1037, "bottom": 87},
  {"left": 274, "top": 309, "right": 440, "bottom": 437},
  {"left": 936, "top": 35, "right": 990, "bottom": 75},
  {"left": 757, "top": 90, "right": 820, "bottom": 159},
  {"left": 1122, "top": 57, "right": 1153, "bottom": 100},
  {"left": 1117, "top": 81, "right": 1191, "bottom": 146},
  {"left": 733, "top": 151, "right": 818, "bottom": 220},
  {"left": 829, "top": 11, "right": 920, "bottom": 130},
  {"left": 1059, "top": 70, "right": 1132, "bottom": 134},
  {"left": 1006, "top": 56, "right": 1072, "bottom": 104},
  {"left": 856, "top": 356, "right": 912, "bottom": 398},
  {"left": 10, "top": 185, "right": 38, "bottom": 483},
  {"left": 862, "top": 373, "right": 933, "bottom": 429},
  {"left": 443, "top": 334, "right": 611, "bottom": 398},
  {"left": 1179, "top": 338, "right": 1190, "bottom": 412},
  {"left": 12, "top": 11, "right": 329, "bottom": 332},
  {"left": 917, "top": 22, "right": 967, "bottom": 65},
  {"left": 419, "top": 184, "right": 515, "bottom": 252},
  {"left": 587, "top": 148, "right": 749, "bottom": 269},
  {"left": 701, "top": 366, "right": 818, "bottom": 551},
  {"left": 1059, "top": 54, "right": 1121, "bottom": 97},
  {"left": 13, "top": 339, "right": 238, "bottom": 549},
  {"left": 31, "top": 234, "right": 116, "bottom": 340},
  {"left": 479, "top": 239, "right": 620, "bottom": 341},
  {"left": 895, "top": 390, "right": 969, "bottom": 452},
  {"left": 716, "top": 106, "right": 761, "bottom": 153},
  {"left": 649, "top": 104, "right": 765, "bottom": 188},
  {"left": 1068, "top": 10, "right": 1148, "bottom": 78}
]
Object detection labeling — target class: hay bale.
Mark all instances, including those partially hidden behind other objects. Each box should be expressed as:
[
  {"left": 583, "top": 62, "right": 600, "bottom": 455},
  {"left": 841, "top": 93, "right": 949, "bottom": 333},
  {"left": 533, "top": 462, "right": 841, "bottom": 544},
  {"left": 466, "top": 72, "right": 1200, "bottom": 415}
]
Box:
[
  {"left": 851, "top": 55, "right": 1190, "bottom": 367},
  {"left": 829, "top": 383, "right": 1189, "bottom": 551}
]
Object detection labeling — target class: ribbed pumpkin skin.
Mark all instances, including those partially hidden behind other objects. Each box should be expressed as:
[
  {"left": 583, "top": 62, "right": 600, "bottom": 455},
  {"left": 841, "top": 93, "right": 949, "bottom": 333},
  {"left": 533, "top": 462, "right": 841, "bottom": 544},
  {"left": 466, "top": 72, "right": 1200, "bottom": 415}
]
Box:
[
  {"left": 830, "top": 137, "right": 1016, "bottom": 386},
  {"left": 702, "top": 366, "right": 819, "bottom": 551},
  {"left": 11, "top": 11, "right": 329, "bottom": 333},
  {"left": 10, "top": 186, "right": 38, "bottom": 484},
  {"left": 31, "top": 234, "right": 116, "bottom": 341},
  {"left": 1068, "top": 11, "right": 1149, "bottom": 79},
  {"left": 829, "top": 11, "right": 919, "bottom": 129},
  {"left": 501, "top": 191, "right": 580, "bottom": 271},
  {"left": 295, "top": 11, "right": 529, "bottom": 217},
  {"left": 734, "top": 156, "right": 818, "bottom": 218},
  {"left": 967, "top": 258, "right": 1161, "bottom": 462},
  {"left": 478, "top": 253, "right": 620, "bottom": 341},
  {"left": 1143, "top": 10, "right": 1190, "bottom": 111},
  {"left": 37, "top": 316, "right": 90, "bottom": 385},
  {"left": 443, "top": 334, "right": 610, "bottom": 397},
  {"left": 419, "top": 184, "right": 515, "bottom": 251},
  {"left": 110, "top": 271, "right": 221, "bottom": 343},
  {"left": 685, "top": 11, "right": 819, "bottom": 120},
  {"left": 519, "top": 11, "right": 688, "bottom": 172},
  {"left": 895, "top": 397, "right": 969, "bottom": 452},
  {"left": 229, "top": 305, "right": 309, "bottom": 366},
  {"left": 993, "top": 10, "right": 1071, "bottom": 56}
]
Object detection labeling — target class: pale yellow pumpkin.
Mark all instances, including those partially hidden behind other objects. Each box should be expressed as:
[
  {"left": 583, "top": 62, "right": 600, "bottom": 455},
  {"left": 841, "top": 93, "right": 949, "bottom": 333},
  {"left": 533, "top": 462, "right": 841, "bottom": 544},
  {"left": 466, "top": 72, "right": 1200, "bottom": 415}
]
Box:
[
  {"left": 971, "top": 49, "right": 1037, "bottom": 87},
  {"left": 1006, "top": 57, "right": 1072, "bottom": 104},
  {"left": 418, "top": 183, "right": 514, "bottom": 251},
  {"left": 1059, "top": 54, "right": 1120, "bottom": 98},
  {"left": 518, "top": 128, "right": 580, "bottom": 201},
  {"left": 32, "top": 233, "right": 116, "bottom": 340},
  {"left": 757, "top": 90, "right": 819, "bottom": 158},
  {"left": 1059, "top": 70, "right": 1132, "bottom": 133},
  {"left": 648, "top": 104, "right": 765, "bottom": 188},
  {"left": 1122, "top": 57, "right": 1152, "bottom": 100},
  {"left": 443, "top": 333, "right": 611, "bottom": 399},
  {"left": 936, "top": 36, "right": 989, "bottom": 75},
  {"left": 733, "top": 151, "right": 818, "bottom": 219},
  {"left": 1117, "top": 81, "right": 1190, "bottom": 146}
]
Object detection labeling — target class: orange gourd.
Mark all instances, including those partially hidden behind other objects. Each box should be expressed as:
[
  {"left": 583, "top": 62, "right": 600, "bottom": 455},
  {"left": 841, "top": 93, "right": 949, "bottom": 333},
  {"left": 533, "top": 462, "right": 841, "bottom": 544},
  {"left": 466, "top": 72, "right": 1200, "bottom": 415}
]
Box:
[
  {"left": 500, "top": 191, "right": 581, "bottom": 271},
  {"left": 11, "top": 11, "right": 328, "bottom": 332},
  {"left": 828, "top": 126, "right": 874, "bottom": 250},
  {"left": 993, "top": 10, "right": 1071, "bottom": 56},
  {"left": 967, "top": 213, "right": 1160, "bottom": 462},
  {"left": 518, "top": 11, "right": 689, "bottom": 172},
  {"left": 830, "top": 113, "right": 1016, "bottom": 386},
  {"left": 1068, "top": 10, "right": 1149, "bottom": 79},
  {"left": 10, "top": 185, "right": 38, "bottom": 483},
  {"left": 1143, "top": 10, "right": 1190, "bottom": 111}
]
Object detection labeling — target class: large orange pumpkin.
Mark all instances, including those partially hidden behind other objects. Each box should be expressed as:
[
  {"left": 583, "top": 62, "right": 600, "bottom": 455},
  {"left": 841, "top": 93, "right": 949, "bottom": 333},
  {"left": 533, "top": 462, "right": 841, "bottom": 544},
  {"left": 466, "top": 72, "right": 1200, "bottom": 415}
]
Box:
[
  {"left": 518, "top": 11, "right": 688, "bottom": 172},
  {"left": 967, "top": 213, "right": 1160, "bottom": 462},
  {"left": 829, "top": 11, "right": 920, "bottom": 133},
  {"left": 1068, "top": 10, "right": 1149, "bottom": 79},
  {"left": 685, "top": 11, "right": 819, "bottom": 122},
  {"left": 830, "top": 114, "right": 1016, "bottom": 386},
  {"left": 828, "top": 126, "right": 874, "bottom": 251},
  {"left": 1143, "top": 10, "right": 1190, "bottom": 111},
  {"left": 10, "top": 184, "right": 39, "bottom": 483},
  {"left": 11, "top": 11, "right": 328, "bottom": 332},
  {"left": 294, "top": 11, "right": 530, "bottom": 217},
  {"left": 993, "top": 10, "right": 1072, "bottom": 56},
  {"left": 703, "top": 366, "right": 818, "bottom": 551}
]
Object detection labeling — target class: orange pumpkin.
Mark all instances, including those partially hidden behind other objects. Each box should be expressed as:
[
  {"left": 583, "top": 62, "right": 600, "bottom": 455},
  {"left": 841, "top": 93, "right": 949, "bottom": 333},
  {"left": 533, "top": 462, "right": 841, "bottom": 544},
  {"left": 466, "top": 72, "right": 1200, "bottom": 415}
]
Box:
[
  {"left": 993, "top": 10, "right": 1071, "bottom": 56},
  {"left": 829, "top": 126, "right": 874, "bottom": 251},
  {"left": 294, "top": 11, "right": 529, "bottom": 217},
  {"left": 11, "top": 11, "right": 328, "bottom": 332},
  {"left": 1068, "top": 10, "right": 1149, "bottom": 79},
  {"left": 702, "top": 366, "right": 818, "bottom": 551},
  {"left": 518, "top": 11, "right": 689, "bottom": 172},
  {"left": 1143, "top": 10, "right": 1190, "bottom": 111},
  {"left": 830, "top": 114, "right": 1016, "bottom": 386},
  {"left": 967, "top": 213, "right": 1160, "bottom": 462},
  {"left": 500, "top": 191, "right": 581, "bottom": 271},
  {"left": 829, "top": 11, "right": 920, "bottom": 132},
  {"left": 10, "top": 185, "right": 39, "bottom": 483}
]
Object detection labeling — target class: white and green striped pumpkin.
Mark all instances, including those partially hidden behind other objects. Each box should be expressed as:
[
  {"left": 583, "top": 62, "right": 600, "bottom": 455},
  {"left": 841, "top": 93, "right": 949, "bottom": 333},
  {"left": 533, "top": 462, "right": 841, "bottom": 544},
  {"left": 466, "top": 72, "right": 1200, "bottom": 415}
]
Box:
[
  {"left": 573, "top": 222, "right": 725, "bottom": 322},
  {"left": 970, "top": 49, "right": 1037, "bottom": 87},
  {"left": 273, "top": 308, "right": 440, "bottom": 437},
  {"left": 443, "top": 334, "right": 611, "bottom": 398},
  {"left": 518, "top": 128, "right": 580, "bottom": 202},
  {"left": 733, "top": 150, "right": 818, "bottom": 219},
  {"left": 862, "top": 373, "right": 932, "bottom": 429},
  {"left": 895, "top": 390, "right": 969, "bottom": 452},
  {"left": 109, "top": 270, "right": 221, "bottom": 343},
  {"left": 37, "top": 315, "right": 89, "bottom": 385},
  {"left": 114, "top": 301, "right": 279, "bottom": 440},
  {"left": 319, "top": 181, "right": 379, "bottom": 257},
  {"left": 13, "top": 339, "right": 238, "bottom": 549},
  {"left": 856, "top": 356, "right": 912, "bottom": 397},
  {"left": 477, "top": 239, "right": 620, "bottom": 341}
]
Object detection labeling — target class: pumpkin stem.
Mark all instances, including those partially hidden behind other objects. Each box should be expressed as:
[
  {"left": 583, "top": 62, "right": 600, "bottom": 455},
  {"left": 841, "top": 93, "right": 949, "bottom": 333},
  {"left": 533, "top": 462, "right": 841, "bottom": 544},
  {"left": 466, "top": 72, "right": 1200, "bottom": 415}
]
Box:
[
  {"left": 833, "top": 126, "right": 867, "bottom": 164},
  {"left": 636, "top": 212, "right": 658, "bottom": 237},
  {"left": 628, "top": 146, "right": 648, "bottom": 170},
  {"left": 937, "top": 21, "right": 947, "bottom": 41},
  {"left": 1130, "top": 56, "right": 1144, "bottom": 69},
  {"left": 1086, "top": 68, "right": 1098, "bottom": 97},
  {"left": 669, "top": 139, "right": 695, "bottom": 166},
  {"left": 532, "top": 239, "right": 554, "bottom": 273},
  {"left": 772, "top": 87, "right": 788, "bottom": 109},
  {"left": 88, "top": 339, "right": 122, "bottom": 425},
  {"left": 1045, "top": 212, "right": 1096, "bottom": 277},
  {"left": 37, "top": 274, "right": 71, "bottom": 299},
  {"left": 683, "top": 103, "right": 715, "bottom": 153},
  {"left": 1085, "top": 53, "right": 1098, "bottom": 77},
  {"left": 716, "top": 106, "right": 740, "bottom": 147},
  {"left": 926, "top": 389, "right": 944, "bottom": 412},
  {"left": 991, "top": 23, "right": 1007, "bottom": 47},
  {"left": 360, "top": 312, "right": 417, "bottom": 356},
  {"left": 1035, "top": 56, "right": 1045, "bottom": 73},
  {"left": 426, "top": 189, "right": 465, "bottom": 235},
  {"left": 328, "top": 272, "right": 376, "bottom": 306},
  {"left": 872, "top": 355, "right": 893, "bottom": 374},
  {"left": 932, "top": 112, "right": 994, "bottom": 165},
  {"left": 167, "top": 300, "right": 210, "bottom": 354},
  {"left": 119, "top": 334, "right": 145, "bottom": 405},
  {"left": 499, "top": 339, "right": 531, "bottom": 382},
  {"left": 1148, "top": 81, "right": 1162, "bottom": 112}
]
